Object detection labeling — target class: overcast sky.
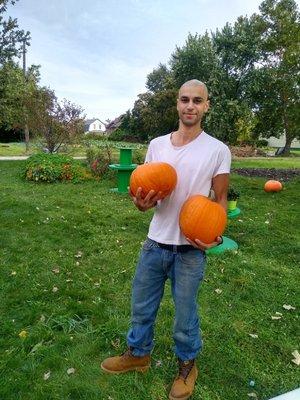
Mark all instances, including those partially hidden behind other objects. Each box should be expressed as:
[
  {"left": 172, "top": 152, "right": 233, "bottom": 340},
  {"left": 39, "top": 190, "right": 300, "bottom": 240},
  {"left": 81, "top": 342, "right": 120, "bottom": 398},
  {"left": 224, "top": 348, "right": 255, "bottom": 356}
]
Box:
[{"left": 7, "top": 0, "right": 293, "bottom": 122}]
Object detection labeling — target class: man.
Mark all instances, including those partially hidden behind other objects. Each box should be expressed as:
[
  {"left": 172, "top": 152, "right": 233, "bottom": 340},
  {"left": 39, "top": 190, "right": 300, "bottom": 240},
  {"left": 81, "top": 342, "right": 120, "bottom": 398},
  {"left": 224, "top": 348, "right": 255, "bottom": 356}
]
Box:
[{"left": 101, "top": 79, "right": 231, "bottom": 400}]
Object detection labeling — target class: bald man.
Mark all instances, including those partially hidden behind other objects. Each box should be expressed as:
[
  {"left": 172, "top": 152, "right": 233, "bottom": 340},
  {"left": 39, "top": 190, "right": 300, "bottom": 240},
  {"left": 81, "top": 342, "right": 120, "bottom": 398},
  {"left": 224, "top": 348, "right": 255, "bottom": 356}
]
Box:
[{"left": 101, "top": 79, "right": 231, "bottom": 400}]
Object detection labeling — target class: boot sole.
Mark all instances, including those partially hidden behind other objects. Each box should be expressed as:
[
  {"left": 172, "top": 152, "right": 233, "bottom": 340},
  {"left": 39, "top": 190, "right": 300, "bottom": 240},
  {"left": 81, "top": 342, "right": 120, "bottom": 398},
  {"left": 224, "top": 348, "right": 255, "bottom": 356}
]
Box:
[
  {"left": 168, "top": 368, "right": 198, "bottom": 400},
  {"left": 100, "top": 362, "right": 150, "bottom": 374}
]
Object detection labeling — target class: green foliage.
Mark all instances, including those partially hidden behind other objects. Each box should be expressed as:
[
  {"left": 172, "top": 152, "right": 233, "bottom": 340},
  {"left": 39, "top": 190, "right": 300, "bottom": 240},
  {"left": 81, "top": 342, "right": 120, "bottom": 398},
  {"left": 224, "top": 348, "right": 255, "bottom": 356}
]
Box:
[
  {"left": 23, "top": 153, "right": 91, "bottom": 183},
  {"left": 86, "top": 145, "right": 112, "bottom": 178},
  {"left": 0, "top": 0, "right": 30, "bottom": 65},
  {"left": 227, "top": 186, "right": 241, "bottom": 200},
  {"left": 108, "top": 129, "right": 138, "bottom": 142},
  {"left": 146, "top": 63, "right": 174, "bottom": 93}
]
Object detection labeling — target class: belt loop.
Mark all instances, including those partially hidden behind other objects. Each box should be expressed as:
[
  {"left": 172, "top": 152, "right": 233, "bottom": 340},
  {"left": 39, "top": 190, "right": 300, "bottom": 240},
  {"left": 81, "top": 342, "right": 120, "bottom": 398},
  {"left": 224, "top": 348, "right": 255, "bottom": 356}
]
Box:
[{"left": 173, "top": 245, "right": 177, "bottom": 253}]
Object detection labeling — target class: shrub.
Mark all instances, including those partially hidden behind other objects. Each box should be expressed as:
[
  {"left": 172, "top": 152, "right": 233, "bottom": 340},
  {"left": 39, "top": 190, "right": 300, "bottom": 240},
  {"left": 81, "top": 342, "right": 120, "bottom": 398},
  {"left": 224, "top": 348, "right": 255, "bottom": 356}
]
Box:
[
  {"left": 132, "top": 149, "right": 145, "bottom": 164},
  {"left": 86, "top": 145, "right": 112, "bottom": 178},
  {"left": 256, "top": 139, "right": 269, "bottom": 148},
  {"left": 83, "top": 132, "right": 108, "bottom": 141},
  {"left": 227, "top": 186, "right": 240, "bottom": 201},
  {"left": 23, "top": 153, "right": 92, "bottom": 183}
]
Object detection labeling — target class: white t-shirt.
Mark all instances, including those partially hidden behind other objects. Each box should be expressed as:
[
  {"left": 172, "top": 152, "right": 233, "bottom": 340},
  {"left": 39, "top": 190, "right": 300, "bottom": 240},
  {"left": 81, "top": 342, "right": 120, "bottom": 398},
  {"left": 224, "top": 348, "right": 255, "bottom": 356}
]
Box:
[{"left": 145, "top": 131, "right": 231, "bottom": 245}]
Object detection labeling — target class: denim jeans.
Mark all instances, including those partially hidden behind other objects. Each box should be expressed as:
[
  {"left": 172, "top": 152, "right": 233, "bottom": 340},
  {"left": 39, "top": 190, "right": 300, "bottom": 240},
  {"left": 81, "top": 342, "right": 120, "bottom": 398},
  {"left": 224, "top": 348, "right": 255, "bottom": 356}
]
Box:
[{"left": 127, "top": 237, "right": 206, "bottom": 361}]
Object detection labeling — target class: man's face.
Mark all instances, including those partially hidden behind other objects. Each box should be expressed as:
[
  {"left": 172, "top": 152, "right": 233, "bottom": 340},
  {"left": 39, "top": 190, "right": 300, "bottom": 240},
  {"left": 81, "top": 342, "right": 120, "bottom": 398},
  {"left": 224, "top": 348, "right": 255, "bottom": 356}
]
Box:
[{"left": 177, "top": 84, "right": 209, "bottom": 127}]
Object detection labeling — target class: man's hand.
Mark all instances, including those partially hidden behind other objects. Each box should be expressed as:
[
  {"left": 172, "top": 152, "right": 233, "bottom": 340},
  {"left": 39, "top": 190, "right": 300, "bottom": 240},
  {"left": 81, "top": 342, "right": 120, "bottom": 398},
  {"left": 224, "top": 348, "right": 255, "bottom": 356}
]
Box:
[
  {"left": 186, "top": 236, "right": 223, "bottom": 251},
  {"left": 130, "top": 187, "right": 162, "bottom": 212}
]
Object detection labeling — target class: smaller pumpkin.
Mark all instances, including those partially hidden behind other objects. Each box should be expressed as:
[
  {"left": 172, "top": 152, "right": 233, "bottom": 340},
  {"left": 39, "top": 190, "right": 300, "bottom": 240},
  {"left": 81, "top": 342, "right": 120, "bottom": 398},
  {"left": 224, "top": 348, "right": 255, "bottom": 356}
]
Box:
[
  {"left": 264, "top": 180, "right": 282, "bottom": 192},
  {"left": 179, "top": 195, "right": 227, "bottom": 244},
  {"left": 130, "top": 162, "right": 177, "bottom": 199}
]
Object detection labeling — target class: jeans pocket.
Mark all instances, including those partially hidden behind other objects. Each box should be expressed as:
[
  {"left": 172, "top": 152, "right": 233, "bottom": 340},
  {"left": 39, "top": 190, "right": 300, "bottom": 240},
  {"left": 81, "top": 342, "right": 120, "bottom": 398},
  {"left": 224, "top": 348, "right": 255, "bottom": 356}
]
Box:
[{"left": 179, "top": 250, "right": 205, "bottom": 266}]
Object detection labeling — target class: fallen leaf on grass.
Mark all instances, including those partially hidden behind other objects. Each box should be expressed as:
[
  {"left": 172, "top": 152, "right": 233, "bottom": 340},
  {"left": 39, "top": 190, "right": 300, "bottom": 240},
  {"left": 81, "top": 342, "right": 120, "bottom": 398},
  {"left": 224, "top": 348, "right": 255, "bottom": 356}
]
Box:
[
  {"left": 283, "top": 304, "right": 296, "bottom": 310},
  {"left": 40, "top": 315, "right": 46, "bottom": 323},
  {"left": 18, "top": 330, "right": 28, "bottom": 339},
  {"left": 291, "top": 350, "right": 300, "bottom": 366},
  {"left": 247, "top": 393, "right": 258, "bottom": 399},
  {"left": 67, "top": 368, "right": 75, "bottom": 375},
  {"left": 271, "top": 316, "right": 282, "bottom": 320},
  {"left": 30, "top": 341, "right": 44, "bottom": 354},
  {"left": 156, "top": 360, "right": 163, "bottom": 367},
  {"left": 52, "top": 268, "right": 60, "bottom": 274},
  {"left": 10, "top": 271, "right": 16, "bottom": 276},
  {"left": 249, "top": 334, "right": 258, "bottom": 339},
  {"left": 111, "top": 338, "right": 120, "bottom": 349},
  {"left": 215, "top": 288, "right": 222, "bottom": 294},
  {"left": 43, "top": 371, "right": 51, "bottom": 380},
  {"left": 75, "top": 251, "right": 83, "bottom": 258},
  {"left": 52, "top": 286, "right": 58, "bottom": 293}
]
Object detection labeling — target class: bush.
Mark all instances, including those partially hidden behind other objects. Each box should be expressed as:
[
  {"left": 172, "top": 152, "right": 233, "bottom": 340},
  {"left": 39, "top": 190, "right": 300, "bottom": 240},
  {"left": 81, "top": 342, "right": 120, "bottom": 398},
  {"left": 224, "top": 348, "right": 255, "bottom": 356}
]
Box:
[
  {"left": 108, "top": 129, "right": 142, "bottom": 143},
  {"left": 227, "top": 186, "right": 240, "bottom": 201},
  {"left": 256, "top": 139, "right": 269, "bottom": 148},
  {"left": 83, "top": 132, "right": 108, "bottom": 141},
  {"left": 23, "top": 153, "right": 92, "bottom": 183},
  {"left": 86, "top": 146, "right": 112, "bottom": 178},
  {"left": 132, "top": 149, "right": 145, "bottom": 164}
]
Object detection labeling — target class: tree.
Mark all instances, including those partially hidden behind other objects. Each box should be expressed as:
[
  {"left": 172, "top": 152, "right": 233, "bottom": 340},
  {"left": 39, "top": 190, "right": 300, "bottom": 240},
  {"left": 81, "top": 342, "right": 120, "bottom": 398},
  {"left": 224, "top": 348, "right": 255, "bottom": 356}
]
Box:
[
  {"left": 146, "top": 63, "right": 174, "bottom": 93},
  {"left": 247, "top": 0, "right": 300, "bottom": 154},
  {"left": 28, "top": 88, "right": 85, "bottom": 153},
  {"left": 0, "top": 0, "right": 30, "bottom": 65}
]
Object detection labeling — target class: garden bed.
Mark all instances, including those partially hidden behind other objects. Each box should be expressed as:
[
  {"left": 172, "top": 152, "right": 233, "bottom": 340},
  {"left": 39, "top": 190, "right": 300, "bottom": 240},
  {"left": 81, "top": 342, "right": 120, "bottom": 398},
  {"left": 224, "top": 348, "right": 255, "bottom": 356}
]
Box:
[{"left": 232, "top": 167, "right": 300, "bottom": 181}]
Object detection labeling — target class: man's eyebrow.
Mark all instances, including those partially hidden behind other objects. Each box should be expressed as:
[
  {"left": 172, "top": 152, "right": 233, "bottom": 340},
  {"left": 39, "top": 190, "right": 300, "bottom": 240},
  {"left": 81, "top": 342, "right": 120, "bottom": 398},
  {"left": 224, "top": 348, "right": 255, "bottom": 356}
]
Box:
[{"left": 180, "top": 95, "right": 204, "bottom": 100}]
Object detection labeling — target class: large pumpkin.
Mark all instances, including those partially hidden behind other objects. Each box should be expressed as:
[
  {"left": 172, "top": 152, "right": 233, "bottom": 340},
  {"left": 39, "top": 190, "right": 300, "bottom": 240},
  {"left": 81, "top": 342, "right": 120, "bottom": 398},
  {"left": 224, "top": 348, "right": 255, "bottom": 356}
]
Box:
[
  {"left": 264, "top": 180, "right": 282, "bottom": 192},
  {"left": 130, "top": 162, "right": 177, "bottom": 199},
  {"left": 179, "top": 195, "right": 227, "bottom": 244}
]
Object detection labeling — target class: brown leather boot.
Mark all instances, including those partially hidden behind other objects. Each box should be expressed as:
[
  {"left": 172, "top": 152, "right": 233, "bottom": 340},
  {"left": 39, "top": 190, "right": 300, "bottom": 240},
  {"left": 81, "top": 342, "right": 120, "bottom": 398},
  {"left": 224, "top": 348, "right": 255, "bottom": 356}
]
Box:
[
  {"left": 169, "top": 359, "right": 198, "bottom": 400},
  {"left": 100, "top": 348, "right": 150, "bottom": 374}
]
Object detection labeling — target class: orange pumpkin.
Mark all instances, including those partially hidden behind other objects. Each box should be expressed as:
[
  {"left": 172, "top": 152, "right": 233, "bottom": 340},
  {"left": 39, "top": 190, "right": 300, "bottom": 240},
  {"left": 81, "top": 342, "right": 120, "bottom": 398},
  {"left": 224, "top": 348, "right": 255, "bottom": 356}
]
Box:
[
  {"left": 264, "top": 180, "right": 282, "bottom": 192},
  {"left": 130, "top": 162, "right": 177, "bottom": 199},
  {"left": 179, "top": 195, "right": 227, "bottom": 244}
]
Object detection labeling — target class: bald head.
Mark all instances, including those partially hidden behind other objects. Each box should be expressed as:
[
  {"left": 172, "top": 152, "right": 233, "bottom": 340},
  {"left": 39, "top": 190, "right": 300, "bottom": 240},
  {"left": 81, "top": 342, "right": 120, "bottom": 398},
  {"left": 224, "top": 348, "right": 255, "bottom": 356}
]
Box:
[{"left": 179, "top": 80, "right": 208, "bottom": 100}]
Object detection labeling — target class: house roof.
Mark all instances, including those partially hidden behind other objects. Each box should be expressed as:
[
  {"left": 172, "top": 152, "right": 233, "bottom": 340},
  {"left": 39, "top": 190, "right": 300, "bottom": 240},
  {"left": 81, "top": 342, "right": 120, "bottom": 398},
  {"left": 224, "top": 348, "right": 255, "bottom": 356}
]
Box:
[{"left": 84, "top": 118, "right": 106, "bottom": 130}]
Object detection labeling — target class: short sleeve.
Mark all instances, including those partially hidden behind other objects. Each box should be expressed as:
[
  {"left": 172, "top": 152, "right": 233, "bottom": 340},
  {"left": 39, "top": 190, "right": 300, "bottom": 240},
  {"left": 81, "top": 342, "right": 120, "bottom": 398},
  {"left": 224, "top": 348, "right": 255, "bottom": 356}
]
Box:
[
  {"left": 145, "top": 141, "right": 153, "bottom": 163},
  {"left": 213, "top": 145, "right": 231, "bottom": 177}
]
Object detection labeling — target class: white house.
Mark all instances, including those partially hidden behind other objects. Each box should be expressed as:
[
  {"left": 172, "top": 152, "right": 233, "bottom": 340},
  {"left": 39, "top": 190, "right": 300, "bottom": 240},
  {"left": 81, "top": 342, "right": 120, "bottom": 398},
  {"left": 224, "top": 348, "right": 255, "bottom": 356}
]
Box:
[
  {"left": 266, "top": 135, "right": 300, "bottom": 148},
  {"left": 84, "top": 119, "right": 106, "bottom": 134}
]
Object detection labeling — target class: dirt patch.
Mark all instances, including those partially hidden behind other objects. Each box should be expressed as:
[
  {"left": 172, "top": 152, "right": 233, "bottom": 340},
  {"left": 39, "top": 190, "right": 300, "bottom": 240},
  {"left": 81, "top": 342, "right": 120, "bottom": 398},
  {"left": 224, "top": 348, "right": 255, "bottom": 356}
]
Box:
[
  {"left": 229, "top": 146, "right": 266, "bottom": 157},
  {"left": 232, "top": 168, "right": 300, "bottom": 181}
]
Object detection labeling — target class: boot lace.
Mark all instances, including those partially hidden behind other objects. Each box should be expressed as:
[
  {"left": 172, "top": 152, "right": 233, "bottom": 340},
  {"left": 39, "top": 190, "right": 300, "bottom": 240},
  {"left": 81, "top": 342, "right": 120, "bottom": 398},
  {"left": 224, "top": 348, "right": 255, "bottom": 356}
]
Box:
[
  {"left": 121, "top": 347, "right": 136, "bottom": 358},
  {"left": 178, "top": 359, "right": 195, "bottom": 381}
]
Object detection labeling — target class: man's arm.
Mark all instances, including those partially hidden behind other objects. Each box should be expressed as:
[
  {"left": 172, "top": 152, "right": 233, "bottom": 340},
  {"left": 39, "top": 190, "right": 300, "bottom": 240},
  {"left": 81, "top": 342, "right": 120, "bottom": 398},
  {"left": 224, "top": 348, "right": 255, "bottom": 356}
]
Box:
[
  {"left": 212, "top": 173, "right": 230, "bottom": 211},
  {"left": 186, "top": 173, "right": 230, "bottom": 250}
]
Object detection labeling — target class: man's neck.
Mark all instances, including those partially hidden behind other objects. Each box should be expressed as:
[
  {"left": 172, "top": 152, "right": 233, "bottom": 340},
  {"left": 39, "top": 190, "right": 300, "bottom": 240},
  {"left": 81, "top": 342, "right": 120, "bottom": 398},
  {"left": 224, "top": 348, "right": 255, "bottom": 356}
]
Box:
[{"left": 171, "top": 125, "right": 203, "bottom": 146}]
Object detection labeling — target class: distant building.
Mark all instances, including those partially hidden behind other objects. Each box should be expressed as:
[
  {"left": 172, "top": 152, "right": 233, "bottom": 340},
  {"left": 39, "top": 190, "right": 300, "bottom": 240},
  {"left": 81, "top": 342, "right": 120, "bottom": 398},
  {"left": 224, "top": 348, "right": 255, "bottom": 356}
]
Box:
[
  {"left": 105, "top": 115, "right": 125, "bottom": 134},
  {"left": 266, "top": 135, "right": 300, "bottom": 148},
  {"left": 84, "top": 118, "right": 106, "bottom": 134}
]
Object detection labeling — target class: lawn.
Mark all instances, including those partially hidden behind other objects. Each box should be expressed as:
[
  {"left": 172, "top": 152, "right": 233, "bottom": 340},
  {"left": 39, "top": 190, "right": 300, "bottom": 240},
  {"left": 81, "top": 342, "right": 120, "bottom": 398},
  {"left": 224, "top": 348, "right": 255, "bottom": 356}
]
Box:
[{"left": 0, "top": 160, "right": 299, "bottom": 400}]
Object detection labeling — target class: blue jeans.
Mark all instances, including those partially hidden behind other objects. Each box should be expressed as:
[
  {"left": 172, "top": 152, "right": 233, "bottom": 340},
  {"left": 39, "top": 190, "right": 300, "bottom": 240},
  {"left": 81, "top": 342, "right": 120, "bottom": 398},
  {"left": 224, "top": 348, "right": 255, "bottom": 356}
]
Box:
[{"left": 127, "top": 238, "right": 206, "bottom": 361}]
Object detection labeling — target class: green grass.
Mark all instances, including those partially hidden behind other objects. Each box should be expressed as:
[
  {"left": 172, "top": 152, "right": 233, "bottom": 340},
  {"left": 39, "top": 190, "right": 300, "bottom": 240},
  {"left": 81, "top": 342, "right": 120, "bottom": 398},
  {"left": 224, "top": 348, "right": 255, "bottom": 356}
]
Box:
[
  {"left": 232, "top": 157, "right": 300, "bottom": 169},
  {"left": 0, "top": 161, "right": 299, "bottom": 400}
]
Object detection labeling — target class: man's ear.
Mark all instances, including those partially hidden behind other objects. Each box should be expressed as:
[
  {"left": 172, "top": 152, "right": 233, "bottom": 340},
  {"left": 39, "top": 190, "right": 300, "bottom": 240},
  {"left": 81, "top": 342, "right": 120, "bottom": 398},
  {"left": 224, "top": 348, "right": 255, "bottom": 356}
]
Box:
[{"left": 204, "top": 100, "right": 210, "bottom": 113}]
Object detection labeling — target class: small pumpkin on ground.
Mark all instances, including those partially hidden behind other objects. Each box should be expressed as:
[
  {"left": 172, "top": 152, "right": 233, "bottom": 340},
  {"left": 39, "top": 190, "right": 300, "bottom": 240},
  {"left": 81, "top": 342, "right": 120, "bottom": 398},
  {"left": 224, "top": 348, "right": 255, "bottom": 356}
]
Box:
[{"left": 264, "top": 180, "right": 282, "bottom": 192}]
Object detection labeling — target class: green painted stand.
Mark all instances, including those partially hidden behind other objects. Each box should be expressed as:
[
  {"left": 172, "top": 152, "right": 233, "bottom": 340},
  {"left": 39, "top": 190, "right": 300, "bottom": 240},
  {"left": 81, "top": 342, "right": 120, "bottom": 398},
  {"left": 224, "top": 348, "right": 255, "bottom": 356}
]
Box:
[
  {"left": 206, "top": 207, "right": 241, "bottom": 255},
  {"left": 109, "top": 148, "right": 137, "bottom": 194}
]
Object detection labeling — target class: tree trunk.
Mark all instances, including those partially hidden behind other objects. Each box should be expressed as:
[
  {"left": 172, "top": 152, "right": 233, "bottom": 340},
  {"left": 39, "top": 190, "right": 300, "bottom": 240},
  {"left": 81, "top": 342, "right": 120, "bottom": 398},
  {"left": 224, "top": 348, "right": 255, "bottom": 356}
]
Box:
[
  {"left": 281, "top": 134, "right": 293, "bottom": 156},
  {"left": 24, "top": 124, "right": 30, "bottom": 152}
]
